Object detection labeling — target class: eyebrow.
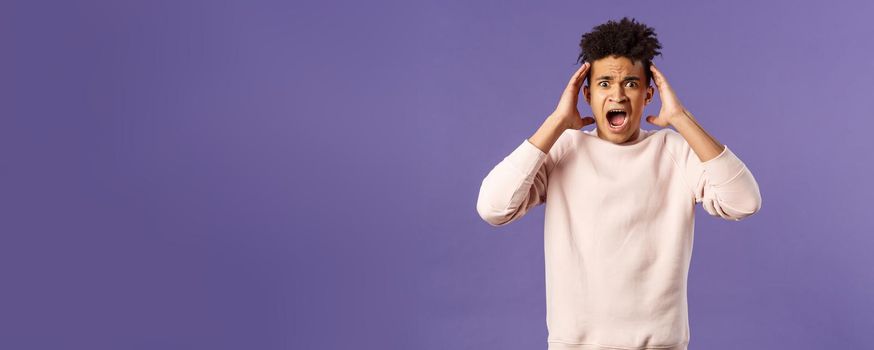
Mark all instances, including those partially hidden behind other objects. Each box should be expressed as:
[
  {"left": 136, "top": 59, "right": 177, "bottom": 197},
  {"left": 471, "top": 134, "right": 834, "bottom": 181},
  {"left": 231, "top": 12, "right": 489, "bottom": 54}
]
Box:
[{"left": 594, "top": 75, "right": 641, "bottom": 82}]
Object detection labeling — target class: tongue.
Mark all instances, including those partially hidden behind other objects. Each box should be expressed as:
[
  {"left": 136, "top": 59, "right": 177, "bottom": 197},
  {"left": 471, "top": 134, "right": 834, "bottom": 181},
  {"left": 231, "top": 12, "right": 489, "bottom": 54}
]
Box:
[{"left": 609, "top": 112, "right": 626, "bottom": 126}]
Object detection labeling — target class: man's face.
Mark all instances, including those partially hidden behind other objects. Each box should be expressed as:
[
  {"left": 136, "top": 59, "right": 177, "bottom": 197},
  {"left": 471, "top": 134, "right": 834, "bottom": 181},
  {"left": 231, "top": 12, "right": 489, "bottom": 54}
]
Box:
[{"left": 583, "top": 55, "right": 654, "bottom": 144}]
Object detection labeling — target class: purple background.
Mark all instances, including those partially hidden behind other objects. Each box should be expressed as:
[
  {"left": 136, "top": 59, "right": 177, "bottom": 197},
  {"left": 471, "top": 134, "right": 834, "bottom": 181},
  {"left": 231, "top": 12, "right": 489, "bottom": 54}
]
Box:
[{"left": 3, "top": 0, "right": 873, "bottom": 349}]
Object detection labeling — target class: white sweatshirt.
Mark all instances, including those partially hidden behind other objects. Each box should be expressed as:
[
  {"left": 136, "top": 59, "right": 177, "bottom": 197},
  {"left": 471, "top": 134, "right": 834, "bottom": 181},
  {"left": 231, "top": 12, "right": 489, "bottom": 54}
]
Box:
[{"left": 476, "top": 127, "right": 762, "bottom": 350}]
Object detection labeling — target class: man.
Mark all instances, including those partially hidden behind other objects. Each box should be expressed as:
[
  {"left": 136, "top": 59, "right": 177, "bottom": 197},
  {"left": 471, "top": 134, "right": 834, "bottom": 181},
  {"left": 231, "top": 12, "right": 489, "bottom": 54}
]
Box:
[{"left": 476, "top": 17, "right": 762, "bottom": 350}]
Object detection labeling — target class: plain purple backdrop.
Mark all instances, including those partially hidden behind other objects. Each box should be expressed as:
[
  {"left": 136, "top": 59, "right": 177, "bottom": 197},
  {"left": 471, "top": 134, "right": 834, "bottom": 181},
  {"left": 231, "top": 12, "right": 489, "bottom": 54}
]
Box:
[{"left": 3, "top": 0, "right": 873, "bottom": 349}]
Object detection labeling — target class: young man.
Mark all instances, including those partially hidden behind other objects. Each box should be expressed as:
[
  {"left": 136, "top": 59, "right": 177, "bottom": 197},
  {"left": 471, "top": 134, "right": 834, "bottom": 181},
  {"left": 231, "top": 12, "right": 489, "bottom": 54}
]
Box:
[{"left": 476, "top": 18, "right": 762, "bottom": 350}]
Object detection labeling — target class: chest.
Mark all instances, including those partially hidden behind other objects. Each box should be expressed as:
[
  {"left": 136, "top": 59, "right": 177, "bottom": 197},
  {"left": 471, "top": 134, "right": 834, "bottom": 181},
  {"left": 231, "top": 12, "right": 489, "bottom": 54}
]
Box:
[{"left": 547, "top": 146, "right": 688, "bottom": 217}]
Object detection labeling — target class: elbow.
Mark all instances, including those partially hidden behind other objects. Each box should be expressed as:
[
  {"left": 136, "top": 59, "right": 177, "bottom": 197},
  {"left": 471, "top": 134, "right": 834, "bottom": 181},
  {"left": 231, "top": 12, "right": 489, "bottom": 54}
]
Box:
[
  {"left": 725, "top": 203, "right": 760, "bottom": 221},
  {"left": 476, "top": 200, "right": 511, "bottom": 227},
  {"left": 476, "top": 180, "right": 514, "bottom": 227},
  {"left": 733, "top": 186, "right": 763, "bottom": 221},
  {"left": 749, "top": 191, "right": 763, "bottom": 217}
]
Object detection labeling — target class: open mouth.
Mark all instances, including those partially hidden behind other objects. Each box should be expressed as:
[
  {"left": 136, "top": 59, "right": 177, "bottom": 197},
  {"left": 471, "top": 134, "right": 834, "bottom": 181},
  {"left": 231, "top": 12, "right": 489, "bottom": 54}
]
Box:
[{"left": 606, "top": 109, "right": 628, "bottom": 130}]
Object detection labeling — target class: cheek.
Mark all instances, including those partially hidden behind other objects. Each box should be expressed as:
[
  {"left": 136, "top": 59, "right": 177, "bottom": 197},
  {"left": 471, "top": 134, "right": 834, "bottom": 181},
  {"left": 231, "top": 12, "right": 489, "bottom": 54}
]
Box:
[
  {"left": 630, "top": 92, "right": 647, "bottom": 106},
  {"left": 592, "top": 93, "right": 609, "bottom": 106}
]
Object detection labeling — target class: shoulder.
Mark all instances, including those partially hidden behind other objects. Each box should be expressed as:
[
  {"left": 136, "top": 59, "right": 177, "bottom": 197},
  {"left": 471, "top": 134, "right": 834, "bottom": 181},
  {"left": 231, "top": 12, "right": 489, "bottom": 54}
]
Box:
[
  {"left": 656, "top": 128, "right": 690, "bottom": 151},
  {"left": 545, "top": 129, "right": 586, "bottom": 164},
  {"left": 657, "top": 127, "right": 681, "bottom": 142},
  {"left": 654, "top": 128, "right": 697, "bottom": 167}
]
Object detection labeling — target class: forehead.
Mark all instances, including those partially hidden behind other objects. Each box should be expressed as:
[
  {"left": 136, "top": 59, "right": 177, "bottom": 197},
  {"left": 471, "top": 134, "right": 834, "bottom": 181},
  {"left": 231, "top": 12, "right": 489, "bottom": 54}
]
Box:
[{"left": 590, "top": 55, "right": 645, "bottom": 78}]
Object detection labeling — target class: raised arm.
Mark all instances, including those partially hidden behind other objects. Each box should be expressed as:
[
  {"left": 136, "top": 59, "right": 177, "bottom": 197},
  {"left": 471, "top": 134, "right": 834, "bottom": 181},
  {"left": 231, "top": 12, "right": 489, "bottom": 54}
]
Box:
[
  {"left": 475, "top": 137, "right": 551, "bottom": 226},
  {"left": 646, "top": 64, "right": 762, "bottom": 220},
  {"left": 477, "top": 63, "right": 595, "bottom": 226},
  {"left": 668, "top": 134, "right": 763, "bottom": 221}
]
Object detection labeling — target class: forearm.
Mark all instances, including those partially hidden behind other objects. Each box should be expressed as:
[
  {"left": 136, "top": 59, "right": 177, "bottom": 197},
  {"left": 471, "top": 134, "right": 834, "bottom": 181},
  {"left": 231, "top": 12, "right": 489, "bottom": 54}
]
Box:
[
  {"left": 528, "top": 114, "right": 567, "bottom": 154},
  {"left": 670, "top": 110, "right": 724, "bottom": 162},
  {"left": 477, "top": 135, "right": 551, "bottom": 226}
]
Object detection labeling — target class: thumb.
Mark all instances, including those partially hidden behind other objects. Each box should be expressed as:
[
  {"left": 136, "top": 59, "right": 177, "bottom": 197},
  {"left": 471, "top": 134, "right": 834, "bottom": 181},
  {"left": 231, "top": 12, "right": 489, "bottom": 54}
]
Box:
[
  {"left": 645, "top": 115, "right": 656, "bottom": 125},
  {"left": 581, "top": 116, "right": 595, "bottom": 126}
]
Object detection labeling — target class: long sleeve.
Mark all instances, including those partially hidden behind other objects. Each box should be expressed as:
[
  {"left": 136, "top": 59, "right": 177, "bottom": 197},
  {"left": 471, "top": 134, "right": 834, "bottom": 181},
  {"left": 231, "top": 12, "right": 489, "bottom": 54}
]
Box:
[
  {"left": 678, "top": 142, "right": 763, "bottom": 221},
  {"left": 476, "top": 138, "right": 556, "bottom": 227}
]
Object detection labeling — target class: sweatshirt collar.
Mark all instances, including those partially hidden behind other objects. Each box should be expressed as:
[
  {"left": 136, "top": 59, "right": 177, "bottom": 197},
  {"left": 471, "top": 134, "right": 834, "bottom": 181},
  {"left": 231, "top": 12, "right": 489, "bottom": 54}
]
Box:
[{"left": 588, "top": 127, "right": 646, "bottom": 143}]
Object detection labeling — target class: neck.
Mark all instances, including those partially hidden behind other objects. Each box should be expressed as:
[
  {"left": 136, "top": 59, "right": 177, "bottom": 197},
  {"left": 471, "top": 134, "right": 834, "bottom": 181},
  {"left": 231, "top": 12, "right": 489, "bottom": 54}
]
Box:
[{"left": 596, "top": 127, "right": 640, "bottom": 144}]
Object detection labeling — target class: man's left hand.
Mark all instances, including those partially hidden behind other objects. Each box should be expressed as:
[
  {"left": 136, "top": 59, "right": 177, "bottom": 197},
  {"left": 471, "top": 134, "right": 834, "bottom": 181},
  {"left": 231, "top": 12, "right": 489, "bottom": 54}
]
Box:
[{"left": 645, "top": 64, "right": 693, "bottom": 127}]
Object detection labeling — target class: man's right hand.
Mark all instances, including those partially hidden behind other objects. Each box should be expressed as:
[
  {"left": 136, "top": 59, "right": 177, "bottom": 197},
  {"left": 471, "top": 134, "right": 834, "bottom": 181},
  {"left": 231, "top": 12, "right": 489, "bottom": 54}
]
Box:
[
  {"left": 551, "top": 62, "right": 595, "bottom": 130},
  {"left": 527, "top": 63, "right": 596, "bottom": 153}
]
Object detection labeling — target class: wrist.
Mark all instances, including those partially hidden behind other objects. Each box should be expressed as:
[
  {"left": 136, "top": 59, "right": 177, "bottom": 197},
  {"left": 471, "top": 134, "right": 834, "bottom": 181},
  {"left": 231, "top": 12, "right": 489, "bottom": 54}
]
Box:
[
  {"left": 668, "top": 110, "right": 692, "bottom": 126},
  {"left": 547, "top": 113, "right": 571, "bottom": 130}
]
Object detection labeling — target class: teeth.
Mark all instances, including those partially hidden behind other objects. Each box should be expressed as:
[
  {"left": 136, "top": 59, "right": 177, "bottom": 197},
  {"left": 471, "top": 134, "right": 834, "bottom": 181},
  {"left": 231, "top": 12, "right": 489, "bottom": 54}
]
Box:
[{"left": 607, "top": 108, "right": 627, "bottom": 128}]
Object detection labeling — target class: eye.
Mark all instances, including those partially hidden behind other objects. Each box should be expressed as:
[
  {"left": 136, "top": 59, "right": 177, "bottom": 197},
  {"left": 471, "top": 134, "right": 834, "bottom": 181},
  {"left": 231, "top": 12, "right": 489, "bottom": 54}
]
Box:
[
  {"left": 625, "top": 81, "right": 638, "bottom": 88},
  {"left": 598, "top": 81, "right": 609, "bottom": 87}
]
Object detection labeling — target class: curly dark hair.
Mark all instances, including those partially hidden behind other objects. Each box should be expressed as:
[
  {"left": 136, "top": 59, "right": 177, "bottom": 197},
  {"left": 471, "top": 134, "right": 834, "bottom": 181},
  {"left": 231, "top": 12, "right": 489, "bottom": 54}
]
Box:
[{"left": 576, "top": 17, "right": 662, "bottom": 86}]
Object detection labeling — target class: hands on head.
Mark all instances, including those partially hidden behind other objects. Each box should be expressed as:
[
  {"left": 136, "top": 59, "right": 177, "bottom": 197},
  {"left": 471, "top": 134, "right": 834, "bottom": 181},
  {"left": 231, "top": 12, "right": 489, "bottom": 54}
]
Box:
[
  {"left": 552, "top": 62, "right": 691, "bottom": 131},
  {"left": 551, "top": 62, "right": 596, "bottom": 130},
  {"left": 645, "top": 64, "right": 689, "bottom": 127}
]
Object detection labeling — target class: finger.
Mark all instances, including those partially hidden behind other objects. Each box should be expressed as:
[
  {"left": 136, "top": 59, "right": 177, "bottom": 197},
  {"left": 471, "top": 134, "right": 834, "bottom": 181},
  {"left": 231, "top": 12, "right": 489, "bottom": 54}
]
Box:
[
  {"left": 650, "top": 64, "right": 662, "bottom": 77},
  {"left": 577, "top": 62, "right": 590, "bottom": 83},
  {"left": 649, "top": 64, "right": 669, "bottom": 87},
  {"left": 566, "top": 63, "right": 585, "bottom": 85},
  {"left": 649, "top": 65, "right": 662, "bottom": 85},
  {"left": 567, "top": 62, "right": 589, "bottom": 88},
  {"left": 581, "top": 116, "right": 595, "bottom": 126},
  {"left": 650, "top": 66, "right": 678, "bottom": 100},
  {"left": 646, "top": 115, "right": 668, "bottom": 127}
]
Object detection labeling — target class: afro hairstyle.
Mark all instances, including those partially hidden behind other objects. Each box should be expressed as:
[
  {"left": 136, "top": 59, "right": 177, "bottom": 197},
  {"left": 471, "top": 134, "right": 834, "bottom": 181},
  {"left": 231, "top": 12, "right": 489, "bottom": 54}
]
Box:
[{"left": 576, "top": 17, "right": 662, "bottom": 86}]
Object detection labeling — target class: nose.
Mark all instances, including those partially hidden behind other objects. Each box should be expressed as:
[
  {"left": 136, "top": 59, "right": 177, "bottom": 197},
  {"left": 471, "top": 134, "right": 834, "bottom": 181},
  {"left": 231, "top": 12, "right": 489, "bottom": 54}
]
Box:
[
  {"left": 608, "top": 87, "right": 627, "bottom": 103},
  {"left": 610, "top": 96, "right": 627, "bottom": 103}
]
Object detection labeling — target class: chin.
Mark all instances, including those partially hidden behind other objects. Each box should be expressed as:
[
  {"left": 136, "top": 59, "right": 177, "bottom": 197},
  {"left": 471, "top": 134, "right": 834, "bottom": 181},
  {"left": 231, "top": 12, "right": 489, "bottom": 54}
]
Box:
[{"left": 596, "top": 120, "right": 638, "bottom": 144}]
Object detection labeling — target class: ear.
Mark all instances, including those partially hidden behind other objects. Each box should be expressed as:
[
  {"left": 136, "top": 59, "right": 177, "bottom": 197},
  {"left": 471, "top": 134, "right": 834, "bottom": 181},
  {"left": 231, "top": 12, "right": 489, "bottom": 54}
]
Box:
[
  {"left": 583, "top": 85, "right": 591, "bottom": 105},
  {"left": 646, "top": 85, "right": 654, "bottom": 104}
]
